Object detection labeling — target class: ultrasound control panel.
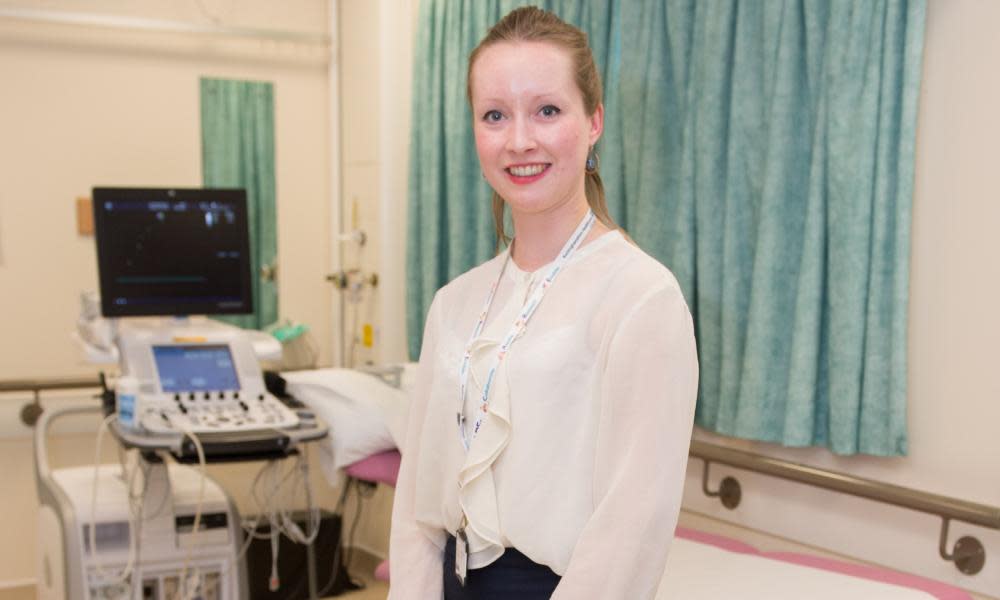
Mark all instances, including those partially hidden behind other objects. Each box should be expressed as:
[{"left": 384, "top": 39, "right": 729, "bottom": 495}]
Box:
[{"left": 116, "top": 323, "right": 299, "bottom": 435}]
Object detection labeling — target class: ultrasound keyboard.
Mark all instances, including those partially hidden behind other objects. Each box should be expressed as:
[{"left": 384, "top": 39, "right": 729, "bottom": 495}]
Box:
[
  {"left": 116, "top": 323, "right": 300, "bottom": 436},
  {"left": 137, "top": 390, "right": 299, "bottom": 435}
]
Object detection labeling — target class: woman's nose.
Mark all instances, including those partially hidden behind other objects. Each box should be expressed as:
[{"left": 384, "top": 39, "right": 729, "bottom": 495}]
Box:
[{"left": 506, "top": 117, "right": 536, "bottom": 153}]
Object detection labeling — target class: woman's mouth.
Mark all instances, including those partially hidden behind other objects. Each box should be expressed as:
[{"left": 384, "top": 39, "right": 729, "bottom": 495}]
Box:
[{"left": 505, "top": 163, "right": 549, "bottom": 184}]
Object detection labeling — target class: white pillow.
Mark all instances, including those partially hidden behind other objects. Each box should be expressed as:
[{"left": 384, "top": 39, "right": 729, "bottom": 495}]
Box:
[{"left": 282, "top": 368, "right": 409, "bottom": 482}]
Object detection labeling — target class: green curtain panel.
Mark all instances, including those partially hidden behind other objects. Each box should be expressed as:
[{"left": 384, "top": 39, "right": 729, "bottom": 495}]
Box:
[
  {"left": 200, "top": 77, "right": 278, "bottom": 331},
  {"left": 407, "top": 0, "right": 925, "bottom": 455}
]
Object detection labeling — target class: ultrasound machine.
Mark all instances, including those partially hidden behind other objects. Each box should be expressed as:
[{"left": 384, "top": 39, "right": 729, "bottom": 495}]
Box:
[{"left": 35, "top": 188, "right": 328, "bottom": 600}]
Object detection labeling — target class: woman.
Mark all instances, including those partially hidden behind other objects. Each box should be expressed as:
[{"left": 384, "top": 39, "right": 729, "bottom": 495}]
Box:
[{"left": 390, "top": 7, "right": 698, "bottom": 599}]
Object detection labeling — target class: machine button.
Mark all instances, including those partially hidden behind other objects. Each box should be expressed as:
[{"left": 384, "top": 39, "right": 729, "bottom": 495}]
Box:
[
  {"left": 204, "top": 392, "right": 211, "bottom": 400},
  {"left": 188, "top": 392, "right": 195, "bottom": 401},
  {"left": 258, "top": 394, "right": 265, "bottom": 402},
  {"left": 234, "top": 391, "right": 240, "bottom": 400}
]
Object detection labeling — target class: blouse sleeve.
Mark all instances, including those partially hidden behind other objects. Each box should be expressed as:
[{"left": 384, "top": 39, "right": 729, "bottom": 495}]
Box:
[
  {"left": 388, "top": 294, "right": 446, "bottom": 600},
  {"left": 550, "top": 283, "right": 699, "bottom": 600}
]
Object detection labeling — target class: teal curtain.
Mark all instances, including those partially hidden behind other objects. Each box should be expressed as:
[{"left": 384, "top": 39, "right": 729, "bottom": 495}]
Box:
[
  {"left": 407, "top": 1, "right": 925, "bottom": 456},
  {"left": 200, "top": 77, "right": 278, "bottom": 330}
]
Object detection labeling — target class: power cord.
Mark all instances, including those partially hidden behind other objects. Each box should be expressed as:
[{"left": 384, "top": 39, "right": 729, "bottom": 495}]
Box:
[
  {"left": 88, "top": 413, "right": 140, "bottom": 588},
  {"left": 238, "top": 451, "right": 323, "bottom": 593},
  {"left": 171, "top": 427, "right": 207, "bottom": 600}
]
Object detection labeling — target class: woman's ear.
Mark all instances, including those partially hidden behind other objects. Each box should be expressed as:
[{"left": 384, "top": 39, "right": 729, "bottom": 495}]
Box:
[{"left": 588, "top": 102, "right": 604, "bottom": 145}]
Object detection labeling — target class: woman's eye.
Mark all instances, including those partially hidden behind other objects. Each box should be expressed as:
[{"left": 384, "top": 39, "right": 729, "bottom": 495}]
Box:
[
  {"left": 540, "top": 105, "right": 561, "bottom": 117},
  {"left": 483, "top": 110, "right": 503, "bottom": 122}
]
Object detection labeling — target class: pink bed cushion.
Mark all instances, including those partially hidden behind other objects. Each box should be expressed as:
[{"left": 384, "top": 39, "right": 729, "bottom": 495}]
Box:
[
  {"left": 373, "top": 559, "right": 391, "bottom": 582},
  {"left": 344, "top": 449, "right": 401, "bottom": 487},
  {"left": 674, "top": 527, "right": 973, "bottom": 600}
]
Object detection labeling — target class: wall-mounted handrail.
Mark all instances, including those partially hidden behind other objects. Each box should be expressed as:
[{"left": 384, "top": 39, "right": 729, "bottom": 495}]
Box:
[
  {"left": 0, "top": 375, "right": 104, "bottom": 427},
  {"left": 690, "top": 439, "right": 998, "bottom": 574},
  {"left": 0, "top": 376, "right": 103, "bottom": 395},
  {"left": 690, "top": 440, "right": 1000, "bottom": 530}
]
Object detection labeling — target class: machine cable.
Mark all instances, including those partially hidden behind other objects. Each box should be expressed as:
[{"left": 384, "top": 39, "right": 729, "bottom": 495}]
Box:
[
  {"left": 171, "top": 427, "right": 207, "bottom": 600},
  {"left": 235, "top": 448, "right": 322, "bottom": 592},
  {"left": 88, "top": 413, "right": 140, "bottom": 587}
]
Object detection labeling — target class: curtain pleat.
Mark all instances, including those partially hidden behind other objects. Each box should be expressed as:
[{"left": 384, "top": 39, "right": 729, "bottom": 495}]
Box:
[{"left": 200, "top": 77, "right": 278, "bottom": 331}]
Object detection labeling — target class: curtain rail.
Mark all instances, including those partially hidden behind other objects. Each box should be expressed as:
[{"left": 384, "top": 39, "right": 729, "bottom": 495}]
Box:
[{"left": 0, "top": 6, "right": 330, "bottom": 46}]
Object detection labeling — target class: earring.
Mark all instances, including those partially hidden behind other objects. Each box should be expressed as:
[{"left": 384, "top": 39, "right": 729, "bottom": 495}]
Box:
[{"left": 585, "top": 148, "right": 600, "bottom": 173}]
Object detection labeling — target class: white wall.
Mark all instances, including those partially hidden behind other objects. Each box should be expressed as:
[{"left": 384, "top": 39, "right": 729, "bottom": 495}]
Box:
[
  {"left": 336, "top": 0, "right": 415, "bottom": 369},
  {"left": 335, "top": 0, "right": 418, "bottom": 558}
]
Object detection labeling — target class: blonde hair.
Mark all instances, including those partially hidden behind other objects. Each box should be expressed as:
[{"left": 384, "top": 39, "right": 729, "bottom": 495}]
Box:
[{"left": 467, "top": 6, "right": 617, "bottom": 247}]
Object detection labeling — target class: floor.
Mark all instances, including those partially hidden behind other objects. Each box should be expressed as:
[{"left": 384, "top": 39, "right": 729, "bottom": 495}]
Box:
[
  {"left": 0, "top": 553, "right": 390, "bottom": 600},
  {"left": 330, "top": 579, "right": 389, "bottom": 600},
  {"left": 0, "top": 583, "right": 388, "bottom": 600},
  {"left": 323, "top": 550, "right": 389, "bottom": 600}
]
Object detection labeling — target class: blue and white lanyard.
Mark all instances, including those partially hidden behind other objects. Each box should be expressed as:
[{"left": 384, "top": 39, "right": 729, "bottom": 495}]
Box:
[{"left": 457, "top": 209, "right": 596, "bottom": 451}]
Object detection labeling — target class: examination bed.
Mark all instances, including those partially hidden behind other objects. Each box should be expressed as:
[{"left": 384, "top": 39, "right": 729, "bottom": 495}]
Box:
[
  {"left": 663, "top": 528, "right": 972, "bottom": 599},
  {"left": 280, "top": 367, "right": 977, "bottom": 599}
]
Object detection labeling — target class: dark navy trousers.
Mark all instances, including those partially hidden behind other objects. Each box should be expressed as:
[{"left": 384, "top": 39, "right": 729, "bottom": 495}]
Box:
[{"left": 443, "top": 536, "right": 562, "bottom": 599}]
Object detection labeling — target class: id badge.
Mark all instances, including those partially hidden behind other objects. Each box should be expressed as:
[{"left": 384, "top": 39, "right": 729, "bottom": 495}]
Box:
[{"left": 454, "top": 528, "right": 469, "bottom": 587}]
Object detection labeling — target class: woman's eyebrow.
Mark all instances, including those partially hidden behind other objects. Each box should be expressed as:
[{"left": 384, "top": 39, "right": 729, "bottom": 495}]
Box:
[
  {"left": 476, "top": 92, "right": 565, "bottom": 106},
  {"left": 473, "top": 96, "right": 505, "bottom": 105}
]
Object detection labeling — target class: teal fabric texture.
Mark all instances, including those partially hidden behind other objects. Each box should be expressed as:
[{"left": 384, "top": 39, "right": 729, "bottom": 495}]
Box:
[
  {"left": 200, "top": 77, "right": 279, "bottom": 331},
  {"left": 406, "top": 1, "right": 925, "bottom": 455}
]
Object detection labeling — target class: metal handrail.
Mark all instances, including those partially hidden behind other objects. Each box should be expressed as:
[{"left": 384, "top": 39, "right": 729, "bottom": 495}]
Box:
[
  {"left": 0, "top": 376, "right": 103, "bottom": 394},
  {"left": 690, "top": 440, "right": 1000, "bottom": 529},
  {"left": 690, "top": 439, "right": 998, "bottom": 574},
  {"left": 0, "top": 375, "right": 104, "bottom": 427}
]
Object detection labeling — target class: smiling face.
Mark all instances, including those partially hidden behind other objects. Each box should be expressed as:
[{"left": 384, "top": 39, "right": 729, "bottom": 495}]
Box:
[{"left": 470, "top": 41, "right": 603, "bottom": 222}]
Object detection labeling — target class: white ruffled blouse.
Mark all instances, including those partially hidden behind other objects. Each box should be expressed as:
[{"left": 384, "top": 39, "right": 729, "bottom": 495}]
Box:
[{"left": 389, "top": 231, "right": 699, "bottom": 599}]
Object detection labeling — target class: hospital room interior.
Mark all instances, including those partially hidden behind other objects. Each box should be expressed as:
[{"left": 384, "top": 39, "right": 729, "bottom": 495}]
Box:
[{"left": 0, "top": 0, "right": 997, "bottom": 599}]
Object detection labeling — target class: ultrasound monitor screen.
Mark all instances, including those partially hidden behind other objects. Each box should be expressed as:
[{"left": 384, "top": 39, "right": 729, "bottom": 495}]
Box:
[
  {"left": 153, "top": 344, "right": 241, "bottom": 392},
  {"left": 92, "top": 187, "right": 252, "bottom": 317}
]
